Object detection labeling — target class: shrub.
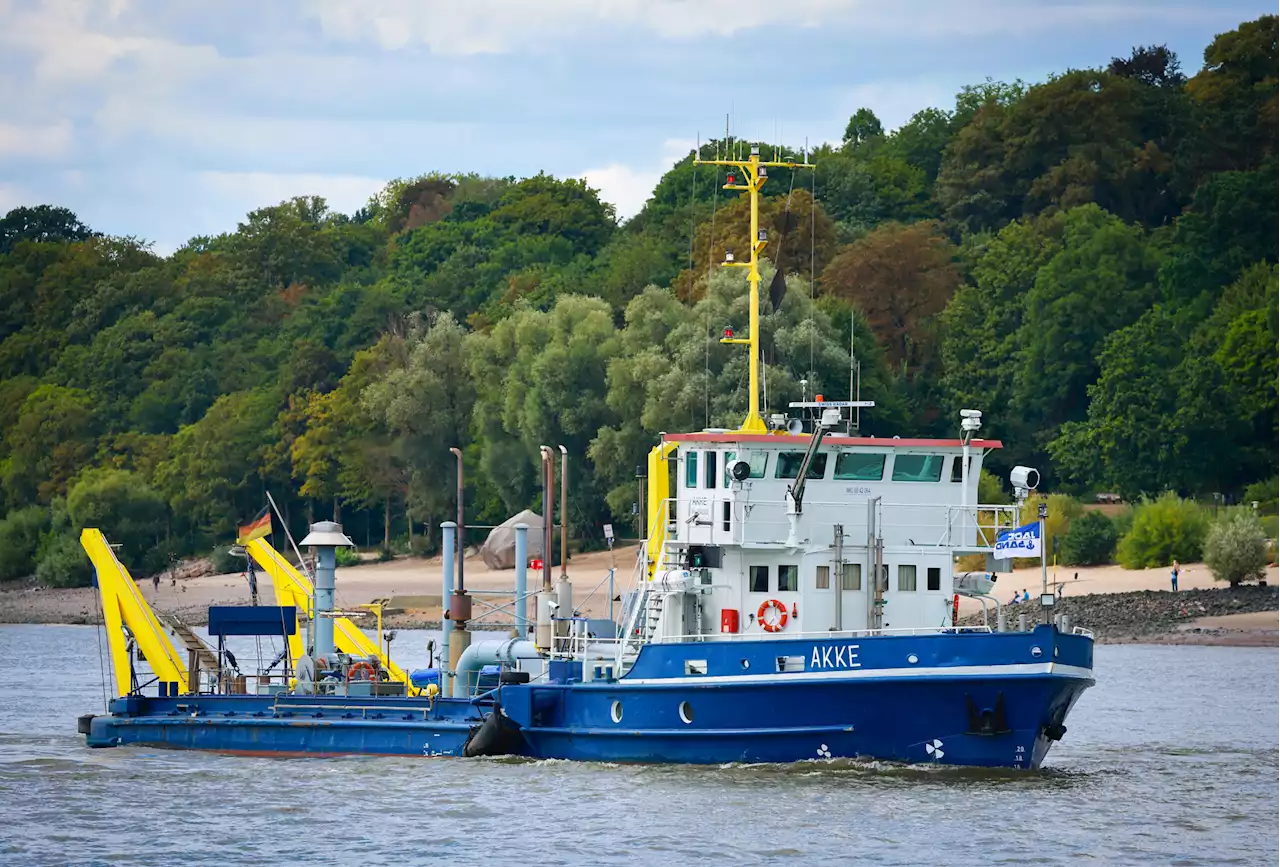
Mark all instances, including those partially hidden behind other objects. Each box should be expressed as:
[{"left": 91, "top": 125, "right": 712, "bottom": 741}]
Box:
[
  {"left": 209, "top": 545, "right": 243, "bottom": 574},
  {"left": 35, "top": 532, "right": 94, "bottom": 588},
  {"left": 1116, "top": 493, "right": 1208, "bottom": 569},
  {"left": 335, "top": 546, "right": 362, "bottom": 567},
  {"left": 1260, "top": 515, "right": 1278, "bottom": 541},
  {"left": 978, "top": 470, "right": 1008, "bottom": 504},
  {"left": 0, "top": 506, "right": 51, "bottom": 581},
  {"left": 1203, "top": 510, "right": 1268, "bottom": 586},
  {"left": 1242, "top": 477, "right": 1278, "bottom": 515},
  {"left": 1061, "top": 511, "right": 1118, "bottom": 565}
]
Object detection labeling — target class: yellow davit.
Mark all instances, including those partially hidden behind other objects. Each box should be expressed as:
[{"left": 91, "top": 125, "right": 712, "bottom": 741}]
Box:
[{"left": 80, "top": 528, "right": 189, "bottom": 697}]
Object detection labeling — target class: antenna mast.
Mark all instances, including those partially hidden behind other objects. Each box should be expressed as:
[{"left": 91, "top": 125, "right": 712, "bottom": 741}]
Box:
[{"left": 696, "top": 141, "right": 815, "bottom": 433}]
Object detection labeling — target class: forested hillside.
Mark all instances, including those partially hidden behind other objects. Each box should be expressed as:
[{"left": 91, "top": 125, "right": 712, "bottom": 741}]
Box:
[{"left": 0, "top": 17, "right": 1275, "bottom": 586}]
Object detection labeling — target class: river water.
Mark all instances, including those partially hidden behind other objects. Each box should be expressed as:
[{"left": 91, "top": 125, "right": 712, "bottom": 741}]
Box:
[{"left": 0, "top": 625, "right": 1275, "bottom": 866}]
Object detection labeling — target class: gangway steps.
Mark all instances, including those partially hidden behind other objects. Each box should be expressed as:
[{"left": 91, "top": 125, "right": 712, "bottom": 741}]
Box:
[{"left": 157, "top": 614, "right": 220, "bottom": 673}]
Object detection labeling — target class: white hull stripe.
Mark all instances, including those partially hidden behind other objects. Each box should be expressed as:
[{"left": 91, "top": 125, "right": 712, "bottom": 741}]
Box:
[{"left": 621, "top": 662, "right": 1094, "bottom": 687}]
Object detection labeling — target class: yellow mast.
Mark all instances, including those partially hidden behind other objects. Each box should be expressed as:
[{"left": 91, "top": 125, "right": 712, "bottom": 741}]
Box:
[{"left": 695, "top": 144, "right": 815, "bottom": 433}]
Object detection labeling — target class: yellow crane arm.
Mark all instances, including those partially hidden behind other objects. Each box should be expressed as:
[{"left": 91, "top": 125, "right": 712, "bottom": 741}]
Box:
[{"left": 80, "top": 529, "right": 188, "bottom": 696}]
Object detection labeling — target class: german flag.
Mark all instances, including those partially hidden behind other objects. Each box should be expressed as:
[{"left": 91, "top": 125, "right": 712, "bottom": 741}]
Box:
[{"left": 237, "top": 505, "right": 272, "bottom": 545}]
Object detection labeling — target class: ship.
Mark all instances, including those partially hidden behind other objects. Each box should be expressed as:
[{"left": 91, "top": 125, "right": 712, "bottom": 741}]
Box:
[{"left": 78, "top": 145, "right": 1094, "bottom": 768}]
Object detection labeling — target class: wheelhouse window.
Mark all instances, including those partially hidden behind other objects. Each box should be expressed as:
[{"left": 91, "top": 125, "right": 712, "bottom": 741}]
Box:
[
  {"left": 834, "top": 452, "right": 885, "bottom": 481},
  {"left": 950, "top": 456, "right": 969, "bottom": 483},
  {"left": 841, "top": 563, "right": 861, "bottom": 591},
  {"left": 816, "top": 565, "right": 830, "bottom": 590},
  {"left": 775, "top": 452, "right": 828, "bottom": 480},
  {"left": 704, "top": 451, "right": 719, "bottom": 488},
  {"left": 749, "top": 565, "right": 769, "bottom": 593},
  {"left": 685, "top": 451, "right": 698, "bottom": 488},
  {"left": 779, "top": 565, "right": 798, "bottom": 592},
  {"left": 898, "top": 564, "right": 917, "bottom": 591},
  {"left": 891, "top": 454, "right": 944, "bottom": 482},
  {"left": 927, "top": 567, "right": 941, "bottom": 591},
  {"left": 724, "top": 450, "right": 768, "bottom": 483}
]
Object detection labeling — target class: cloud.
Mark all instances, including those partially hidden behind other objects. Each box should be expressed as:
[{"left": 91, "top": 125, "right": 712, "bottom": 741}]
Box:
[
  {"left": 0, "top": 181, "right": 28, "bottom": 214},
  {"left": 196, "top": 171, "right": 387, "bottom": 217},
  {"left": 0, "top": 120, "right": 73, "bottom": 159},
  {"left": 302, "top": 0, "right": 1218, "bottom": 56},
  {"left": 580, "top": 138, "right": 694, "bottom": 221}
]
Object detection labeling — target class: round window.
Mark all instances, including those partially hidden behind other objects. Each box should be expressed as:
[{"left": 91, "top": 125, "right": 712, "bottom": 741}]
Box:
[
  {"left": 741, "top": 658, "right": 750, "bottom": 670},
  {"left": 679, "top": 701, "right": 694, "bottom": 724},
  {"left": 610, "top": 700, "right": 623, "bottom": 723}
]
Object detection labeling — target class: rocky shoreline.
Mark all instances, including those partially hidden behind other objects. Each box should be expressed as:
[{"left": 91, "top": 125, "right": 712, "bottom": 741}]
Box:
[{"left": 965, "top": 585, "right": 1278, "bottom": 645}]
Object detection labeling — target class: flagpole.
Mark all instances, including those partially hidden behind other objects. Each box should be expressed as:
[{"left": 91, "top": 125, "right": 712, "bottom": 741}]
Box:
[
  {"left": 1038, "top": 501, "right": 1048, "bottom": 623},
  {"left": 266, "top": 491, "right": 311, "bottom": 581}
]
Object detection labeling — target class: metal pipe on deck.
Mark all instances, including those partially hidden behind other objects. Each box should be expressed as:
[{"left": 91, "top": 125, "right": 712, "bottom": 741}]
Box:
[
  {"left": 441, "top": 521, "right": 456, "bottom": 692},
  {"left": 298, "top": 521, "right": 353, "bottom": 662},
  {"left": 536, "top": 447, "right": 555, "bottom": 650},
  {"left": 448, "top": 448, "right": 472, "bottom": 676},
  {"left": 558, "top": 445, "right": 568, "bottom": 580},
  {"left": 514, "top": 523, "right": 529, "bottom": 636}
]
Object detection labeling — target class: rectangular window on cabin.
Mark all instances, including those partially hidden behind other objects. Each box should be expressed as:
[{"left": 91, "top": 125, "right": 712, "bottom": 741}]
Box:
[
  {"left": 834, "top": 452, "right": 886, "bottom": 481},
  {"left": 880, "top": 564, "right": 889, "bottom": 591},
  {"left": 749, "top": 565, "right": 769, "bottom": 593},
  {"left": 842, "top": 563, "right": 862, "bottom": 591},
  {"left": 950, "top": 456, "right": 969, "bottom": 483},
  {"left": 722, "top": 500, "right": 731, "bottom": 532},
  {"left": 891, "top": 454, "right": 945, "bottom": 482},
  {"left": 685, "top": 451, "right": 698, "bottom": 488},
  {"left": 724, "top": 450, "right": 770, "bottom": 484},
  {"left": 705, "top": 451, "right": 719, "bottom": 488},
  {"left": 779, "top": 565, "right": 798, "bottom": 592},
  {"left": 898, "top": 564, "right": 918, "bottom": 591},
  {"left": 927, "top": 567, "right": 941, "bottom": 591},
  {"left": 774, "top": 452, "right": 829, "bottom": 480},
  {"left": 816, "top": 565, "right": 830, "bottom": 590}
]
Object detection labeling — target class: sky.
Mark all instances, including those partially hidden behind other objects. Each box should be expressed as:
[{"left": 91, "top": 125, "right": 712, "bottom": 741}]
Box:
[{"left": 0, "top": 0, "right": 1272, "bottom": 254}]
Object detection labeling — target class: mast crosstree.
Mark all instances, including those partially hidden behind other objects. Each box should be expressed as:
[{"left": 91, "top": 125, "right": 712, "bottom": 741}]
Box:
[{"left": 695, "top": 144, "right": 815, "bottom": 433}]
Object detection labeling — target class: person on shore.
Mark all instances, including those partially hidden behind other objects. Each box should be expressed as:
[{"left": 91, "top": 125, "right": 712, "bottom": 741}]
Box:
[
  {"left": 152, "top": 572, "right": 159, "bottom": 593},
  {"left": 1022, "top": 590, "right": 1030, "bottom": 603},
  {"left": 1057, "top": 583, "right": 1064, "bottom": 599},
  {"left": 1171, "top": 560, "right": 1180, "bottom": 592}
]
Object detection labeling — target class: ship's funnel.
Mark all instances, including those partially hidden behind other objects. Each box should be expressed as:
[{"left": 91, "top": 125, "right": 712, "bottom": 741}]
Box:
[{"left": 300, "top": 520, "right": 353, "bottom": 661}]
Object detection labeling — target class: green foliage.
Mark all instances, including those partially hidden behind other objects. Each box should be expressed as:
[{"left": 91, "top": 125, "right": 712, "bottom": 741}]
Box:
[
  {"left": 1243, "top": 477, "right": 1278, "bottom": 514},
  {"left": 1016, "top": 494, "right": 1081, "bottom": 564},
  {"left": 0, "top": 505, "right": 51, "bottom": 581},
  {"left": 66, "top": 469, "right": 166, "bottom": 569},
  {"left": 1203, "top": 509, "right": 1269, "bottom": 585},
  {"left": 209, "top": 545, "right": 242, "bottom": 575},
  {"left": 34, "top": 532, "right": 93, "bottom": 587},
  {"left": 0, "top": 205, "right": 97, "bottom": 253},
  {"left": 978, "top": 470, "right": 1007, "bottom": 504},
  {"left": 334, "top": 546, "right": 362, "bottom": 567},
  {"left": 1116, "top": 493, "right": 1209, "bottom": 568},
  {"left": 1060, "top": 510, "right": 1119, "bottom": 565}
]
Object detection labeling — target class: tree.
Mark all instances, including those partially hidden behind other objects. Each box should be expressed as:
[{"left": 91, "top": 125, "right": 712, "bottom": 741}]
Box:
[
  {"left": 1184, "top": 15, "right": 1278, "bottom": 176},
  {"left": 363, "top": 312, "right": 474, "bottom": 539},
  {"left": 0, "top": 205, "right": 96, "bottom": 253},
  {"left": 1014, "top": 205, "right": 1160, "bottom": 441},
  {"left": 843, "top": 108, "right": 884, "bottom": 150},
  {"left": 1108, "top": 45, "right": 1185, "bottom": 88},
  {"left": 820, "top": 221, "right": 960, "bottom": 371},
  {"left": 66, "top": 468, "right": 166, "bottom": 568},
  {"left": 1203, "top": 509, "right": 1268, "bottom": 586},
  {"left": 1, "top": 384, "right": 98, "bottom": 507}
]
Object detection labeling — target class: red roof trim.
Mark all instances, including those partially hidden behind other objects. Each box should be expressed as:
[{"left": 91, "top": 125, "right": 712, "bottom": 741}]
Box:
[{"left": 662, "top": 432, "right": 1003, "bottom": 449}]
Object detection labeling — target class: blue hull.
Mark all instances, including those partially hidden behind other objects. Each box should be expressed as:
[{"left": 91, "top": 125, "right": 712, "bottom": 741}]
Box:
[{"left": 85, "top": 626, "right": 1093, "bottom": 769}]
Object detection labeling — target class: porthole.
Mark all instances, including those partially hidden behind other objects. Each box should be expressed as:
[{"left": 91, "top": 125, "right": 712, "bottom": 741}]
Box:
[
  {"left": 610, "top": 701, "right": 623, "bottom": 723},
  {"left": 1030, "top": 646, "right": 1043, "bottom": 658},
  {"left": 740, "top": 659, "right": 750, "bottom": 670},
  {"left": 679, "top": 701, "right": 694, "bottom": 724},
  {"left": 907, "top": 654, "right": 919, "bottom": 664}
]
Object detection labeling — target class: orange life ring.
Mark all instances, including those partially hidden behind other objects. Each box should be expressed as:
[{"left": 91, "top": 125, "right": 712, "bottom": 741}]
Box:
[
  {"left": 347, "top": 661, "right": 377, "bottom": 682},
  {"left": 758, "top": 599, "right": 789, "bottom": 632}
]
